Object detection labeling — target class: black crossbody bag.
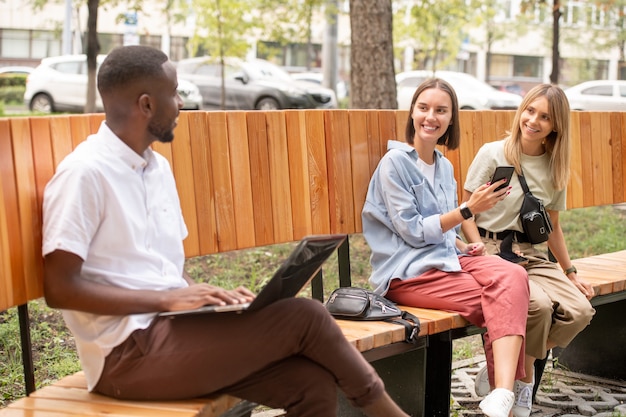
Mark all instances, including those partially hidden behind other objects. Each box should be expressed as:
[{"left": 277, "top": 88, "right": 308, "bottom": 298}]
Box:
[
  {"left": 518, "top": 171, "right": 553, "bottom": 244},
  {"left": 325, "top": 287, "right": 420, "bottom": 343}
]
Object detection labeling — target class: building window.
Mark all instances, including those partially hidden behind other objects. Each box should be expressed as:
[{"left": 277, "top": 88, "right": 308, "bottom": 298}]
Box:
[
  {"left": 513, "top": 56, "right": 542, "bottom": 78},
  {"left": 1, "top": 29, "right": 30, "bottom": 58},
  {"left": 97, "top": 33, "right": 124, "bottom": 55},
  {"left": 489, "top": 54, "right": 511, "bottom": 78},
  {"left": 140, "top": 34, "right": 161, "bottom": 50},
  {"left": 32, "top": 31, "right": 61, "bottom": 58},
  {"left": 169, "top": 36, "right": 189, "bottom": 61},
  {"left": 561, "top": 58, "right": 609, "bottom": 85}
]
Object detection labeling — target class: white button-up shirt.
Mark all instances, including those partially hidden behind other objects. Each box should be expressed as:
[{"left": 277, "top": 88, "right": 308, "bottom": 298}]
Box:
[{"left": 43, "top": 121, "right": 188, "bottom": 391}]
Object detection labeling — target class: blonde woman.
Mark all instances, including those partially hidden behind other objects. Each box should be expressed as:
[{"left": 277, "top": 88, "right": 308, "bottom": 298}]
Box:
[{"left": 462, "top": 83, "right": 596, "bottom": 417}]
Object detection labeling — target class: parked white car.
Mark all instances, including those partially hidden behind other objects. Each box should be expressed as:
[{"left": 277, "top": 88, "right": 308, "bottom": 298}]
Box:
[
  {"left": 396, "top": 70, "right": 522, "bottom": 110},
  {"left": 24, "top": 54, "right": 202, "bottom": 113},
  {"left": 564, "top": 80, "right": 626, "bottom": 111},
  {"left": 0, "top": 66, "right": 34, "bottom": 76}
]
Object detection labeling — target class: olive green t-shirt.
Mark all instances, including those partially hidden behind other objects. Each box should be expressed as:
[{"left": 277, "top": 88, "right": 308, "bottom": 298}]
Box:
[{"left": 464, "top": 139, "right": 566, "bottom": 233}]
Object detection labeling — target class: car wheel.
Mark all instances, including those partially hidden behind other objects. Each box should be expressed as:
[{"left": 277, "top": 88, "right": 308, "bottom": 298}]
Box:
[
  {"left": 30, "top": 93, "right": 54, "bottom": 113},
  {"left": 256, "top": 97, "right": 280, "bottom": 110}
]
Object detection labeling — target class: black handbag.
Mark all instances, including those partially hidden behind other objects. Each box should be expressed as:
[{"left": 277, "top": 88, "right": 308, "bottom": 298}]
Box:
[
  {"left": 325, "top": 287, "right": 420, "bottom": 342},
  {"left": 518, "top": 172, "right": 553, "bottom": 244}
]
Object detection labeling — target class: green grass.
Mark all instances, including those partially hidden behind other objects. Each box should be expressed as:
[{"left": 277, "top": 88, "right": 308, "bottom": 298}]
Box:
[
  {"left": 560, "top": 205, "right": 626, "bottom": 258},
  {"left": 1, "top": 204, "right": 625, "bottom": 407},
  {"left": 0, "top": 301, "right": 81, "bottom": 406}
]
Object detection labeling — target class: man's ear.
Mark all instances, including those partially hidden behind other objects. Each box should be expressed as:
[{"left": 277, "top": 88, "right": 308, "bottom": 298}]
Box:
[{"left": 137, "top": 93, "right": 153, "bottom": 117}]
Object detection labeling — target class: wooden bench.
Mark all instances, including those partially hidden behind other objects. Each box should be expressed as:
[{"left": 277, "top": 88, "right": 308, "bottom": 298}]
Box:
[{"left": 1, "top": 109, "right": 625, "bottom": 417}]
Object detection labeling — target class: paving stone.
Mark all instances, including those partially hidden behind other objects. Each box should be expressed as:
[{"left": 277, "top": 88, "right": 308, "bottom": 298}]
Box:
[
  {"left": 451, "top": 356, "right": 626, "bottom": 417},
  {"left": 253, "top": 355, "right": 626, "bottom": 416}
]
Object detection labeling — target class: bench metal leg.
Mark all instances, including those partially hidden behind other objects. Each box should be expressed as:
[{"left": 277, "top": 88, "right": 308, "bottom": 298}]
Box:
[
  {"left": 424, "top": 331, "right": 453, "bottom": 417},
  {"left": 18, "top": 303, "right": 36, "bottom": 395},
  {"left": 552, "top": 298, "right": 626, "bottom": 380},
  {"left": 532, "top": 350, "right": 550, "bottom": 402},
  {"left": 337, "top": 343, "right": 427, "bottom": 417}
]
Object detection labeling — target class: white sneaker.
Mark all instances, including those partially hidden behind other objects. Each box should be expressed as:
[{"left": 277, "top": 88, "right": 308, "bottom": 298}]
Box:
[
  {"left": 512, "top": 380, "right": 533, "bottom": 417},
  {"left": 479, "top": 388, "right": 514, "bottom": 417},
  {"left": 474, "top": 364, "right": 491, "bottom": 397}
]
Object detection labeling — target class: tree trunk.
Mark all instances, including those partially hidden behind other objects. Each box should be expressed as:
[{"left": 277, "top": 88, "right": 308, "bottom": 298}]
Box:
[
  {"left": 85, "top": 0, "right": 100, "bottom": 114},
  {"left": 349, "top": 0, "right": 396, "bottom": 109},
  {"left": 550, "top": 0, "right": 560, "bottom": 85}
]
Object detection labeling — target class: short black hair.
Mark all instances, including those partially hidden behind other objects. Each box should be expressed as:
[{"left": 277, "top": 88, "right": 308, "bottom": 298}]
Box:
[{"left": 97, "top": 45, "right": 169, "bottom": 94}]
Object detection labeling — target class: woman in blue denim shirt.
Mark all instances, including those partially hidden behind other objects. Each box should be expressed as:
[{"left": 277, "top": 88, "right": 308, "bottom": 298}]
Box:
[{"left": 362, "top": 78, "right": 529, "bottom": 417}]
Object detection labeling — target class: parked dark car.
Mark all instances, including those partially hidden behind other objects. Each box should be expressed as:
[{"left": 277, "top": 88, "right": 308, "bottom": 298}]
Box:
[{"left": 176, "top": 57, "right": 337, "bottom": 110}]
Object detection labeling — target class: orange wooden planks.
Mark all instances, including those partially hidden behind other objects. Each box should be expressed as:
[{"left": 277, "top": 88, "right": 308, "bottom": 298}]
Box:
[
  {"left": 304, "top": 110, "right": 331, "bottom": 235},
  {"left": 265, "top": 111, "right": 295, "bottom": 242},
  {"left": 10, "top": 118, "right": 41, "bottom": 302},
  {"left": 284, "top": 110, "right": 314, "bottom": 239},
  {"left": 246, "top": 112, "right": 275, "bottom": 245},
  {"left": 347, "top": 110, "right": 374, "bottom": 233},
  {"left": 324, "top": 110, "right": 356, "bottom": 234}
]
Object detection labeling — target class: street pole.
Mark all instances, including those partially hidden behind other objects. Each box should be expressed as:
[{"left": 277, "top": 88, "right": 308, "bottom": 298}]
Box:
[
  {"left": 322, "top": 0, "right": 339, "bottom": 98},
  {"left": 62, "top": 0, "right": 72, "bottom": 54}
]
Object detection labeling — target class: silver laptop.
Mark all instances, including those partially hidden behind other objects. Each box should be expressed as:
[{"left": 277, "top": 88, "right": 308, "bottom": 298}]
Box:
[{"left": 159, "top": 234, "right": 347, "bottom": 317}]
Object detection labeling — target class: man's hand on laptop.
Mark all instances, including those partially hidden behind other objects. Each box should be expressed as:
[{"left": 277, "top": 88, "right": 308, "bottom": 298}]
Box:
[{"left": 164, "top": 284, "right": 256, "bottom": 312}]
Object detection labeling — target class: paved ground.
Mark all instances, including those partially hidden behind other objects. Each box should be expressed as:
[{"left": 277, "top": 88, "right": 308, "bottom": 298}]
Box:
[
  {"left": 253, "top": 354, "right": 626, "bottom": 417},
  {"left": 453, "top": 355, "right": 626, "bottom": 416}
]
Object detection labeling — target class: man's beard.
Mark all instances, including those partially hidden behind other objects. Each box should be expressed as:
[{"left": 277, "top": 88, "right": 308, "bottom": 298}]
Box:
[{"left": 148, "top": 120, "right": 175, "bottom": 143}]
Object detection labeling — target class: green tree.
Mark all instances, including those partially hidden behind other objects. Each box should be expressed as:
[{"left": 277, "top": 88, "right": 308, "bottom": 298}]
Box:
[
  {"left": 255, "top": 0, "right": 326, "bottom": 69},
  {"left": 472, "top": 0, "right": 529, "bottom": 81},
  {"left": 518, "top": 0, "right": 561, "bottom": 84},
  {"left": 393, "top": 0, "right": 476, "bottom": 72},
  {"left": 559, "top": 0, "right": 626, "bottom": 82}
]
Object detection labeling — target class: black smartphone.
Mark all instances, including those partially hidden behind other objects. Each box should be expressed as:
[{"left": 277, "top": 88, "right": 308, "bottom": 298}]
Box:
[{"left": 490, "top": 166, "right": 515, "bottom": 192}]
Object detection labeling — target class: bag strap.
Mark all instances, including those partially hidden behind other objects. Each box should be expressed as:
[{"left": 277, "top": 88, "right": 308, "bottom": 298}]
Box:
[
  {"left": 385, "top": 311, "right": 420, "bottom": 343},
  {"left": 517, "top": 169, "right": 531, "bottom": 194}
]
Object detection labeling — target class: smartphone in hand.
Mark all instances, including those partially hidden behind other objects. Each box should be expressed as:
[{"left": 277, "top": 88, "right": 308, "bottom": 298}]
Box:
[{"left": 490, "top": 166, "right": 515, "bottom": 192}]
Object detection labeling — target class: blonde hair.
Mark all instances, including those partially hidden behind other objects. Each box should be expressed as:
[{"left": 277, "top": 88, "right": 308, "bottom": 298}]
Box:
[{"left": 503, "top": 84, "right": 571, "bottom": 190}]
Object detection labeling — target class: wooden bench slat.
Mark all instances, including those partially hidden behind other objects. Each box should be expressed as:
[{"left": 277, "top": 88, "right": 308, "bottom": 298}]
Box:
[
  {"left": 205, "top": 110, "right": 238, "bottom": 252},
  {"left": 612, "top": 112, "right": 626, "bottom": 203},
  {"left": 304, "top": 110, "right": 331, "bottom": 235},
  {"left": 0, "top": 408, "right": 90, "bottom": 417},
  {"left": 284, "top": 110, "right": 314, "bottom": 238},
  {"left": 401, "top": 307, "right": 469, "bottom": 334},
  {"left": 48, "top": 116, "right": 75, "bottom": 167},
  {"left": 347, "top": 110, "right": 372, "bottom": 233},
  {"left": 226, "top": 112, "right": 257, "bottom": 249},
  {"left": 188, "top": 111, "right": 220, "bottom": 255},
  {"left": 246, "top": 111, "right": 275, "bottom": 245},
  {"left": 31, "top": 385, "right": 221, "bottom": 411},
  {"left": 325, "top": 110, "right": 356, "bottom": 234},
  {"left": 337, "top": 319, "right": 407, "bottom": 351},
  {"left": 0, "top": 120, "right": 17, "bottom": 310},
  {"left": 266, "top": 111, "right": 295, "bottom": 242},
  {"left": 171, "top": 114, "right": 201, "bottom": 257},
  {"left": 4, "top": 396, "right": 202, "bottom": 417}
]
